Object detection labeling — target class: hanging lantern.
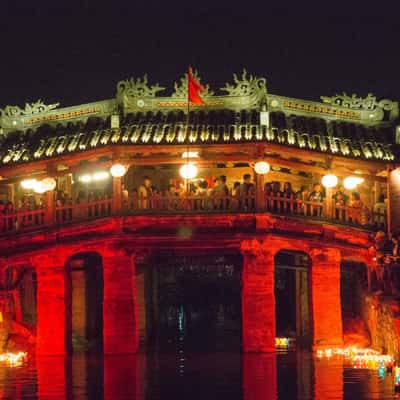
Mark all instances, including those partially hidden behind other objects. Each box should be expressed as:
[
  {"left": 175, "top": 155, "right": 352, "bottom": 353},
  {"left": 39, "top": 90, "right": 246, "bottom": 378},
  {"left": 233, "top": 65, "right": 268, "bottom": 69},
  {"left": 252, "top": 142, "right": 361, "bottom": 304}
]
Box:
[
  {"left": 20, "top": 179, "right": 38, "bottom": 190},
  {"left": 93, "top": 171, "right": 110, "bottom": 181},
  {"left": 79, "top": 174, "right": 92, "bottom": 183},
  {"left": 321, "top": 174, "right": 338, "bottom": 188},
  {"left": 343, "top": 176, "right": 364, "bottom": 190},
  {"left": 254, "top": 161, "right": 270, "bottom": 175},
  {"left": 33, "top": 180, "right": 46, "bottom": 194},
  {"left": 40, "top": 178, "right": 57, "bottom": 191},
  {"left": 180, "top": 163, "right": 198, "bottom": 179},
  {"left": 110, "top": 163, "right": 127, "bottom": 177}
]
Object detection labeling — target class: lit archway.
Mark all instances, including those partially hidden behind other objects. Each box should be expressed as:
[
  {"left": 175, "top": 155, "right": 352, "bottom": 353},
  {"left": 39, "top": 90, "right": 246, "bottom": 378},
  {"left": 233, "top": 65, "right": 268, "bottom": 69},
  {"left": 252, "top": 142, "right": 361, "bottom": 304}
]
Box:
[
  {"left": 139, "top": 251, "right": 243, "bottom": 352},
  {"left": 66, "top": 252, "right": 103, "bottom": 353},
  {"left": 274, "top": 250, "right": 311, "bottom": 348}
]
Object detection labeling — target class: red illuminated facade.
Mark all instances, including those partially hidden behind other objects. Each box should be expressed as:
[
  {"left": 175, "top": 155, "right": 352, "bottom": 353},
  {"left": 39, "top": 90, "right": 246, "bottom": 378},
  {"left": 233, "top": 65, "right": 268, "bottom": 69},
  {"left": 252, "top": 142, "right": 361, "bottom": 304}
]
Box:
[{"left": 0, "top": 70, "right": 398, "bottom": 355}]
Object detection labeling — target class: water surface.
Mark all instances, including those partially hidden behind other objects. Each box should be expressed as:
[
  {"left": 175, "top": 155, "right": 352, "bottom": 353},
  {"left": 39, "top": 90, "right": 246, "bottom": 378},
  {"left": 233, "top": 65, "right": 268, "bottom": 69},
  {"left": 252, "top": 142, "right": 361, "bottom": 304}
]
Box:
[{"left": 0, "top": 350, "right": 398, "bottom": 399}]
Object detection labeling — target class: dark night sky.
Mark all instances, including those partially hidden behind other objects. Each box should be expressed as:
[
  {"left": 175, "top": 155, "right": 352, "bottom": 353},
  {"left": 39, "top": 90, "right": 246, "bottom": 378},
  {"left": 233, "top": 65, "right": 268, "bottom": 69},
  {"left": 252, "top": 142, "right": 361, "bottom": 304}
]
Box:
[{"left": 1, "top": 1, "right": 400, "bottom": 108}]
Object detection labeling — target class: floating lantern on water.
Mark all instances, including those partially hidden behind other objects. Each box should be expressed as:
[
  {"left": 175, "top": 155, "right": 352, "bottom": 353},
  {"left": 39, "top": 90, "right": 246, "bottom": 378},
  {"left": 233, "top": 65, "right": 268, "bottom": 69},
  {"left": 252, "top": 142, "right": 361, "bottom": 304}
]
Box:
[
  {"left": 275, "top": 337, "right": 290, "bottom": 347},
  {"left": 395, "top": 366, "right": 400, "bottom": 392},
  {"left": 0, "top": 352, "right": 27, "bottom": 367},
  {"left": 316, "top": 346, "right": 395, "bottom": 377}
]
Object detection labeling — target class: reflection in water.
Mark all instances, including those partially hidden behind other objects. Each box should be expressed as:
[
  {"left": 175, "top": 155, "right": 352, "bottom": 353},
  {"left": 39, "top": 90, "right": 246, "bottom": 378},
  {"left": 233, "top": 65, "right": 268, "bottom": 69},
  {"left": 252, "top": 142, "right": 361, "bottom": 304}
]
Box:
[{"left": 0, "top": 351, "right": 397, "bottom": 399}]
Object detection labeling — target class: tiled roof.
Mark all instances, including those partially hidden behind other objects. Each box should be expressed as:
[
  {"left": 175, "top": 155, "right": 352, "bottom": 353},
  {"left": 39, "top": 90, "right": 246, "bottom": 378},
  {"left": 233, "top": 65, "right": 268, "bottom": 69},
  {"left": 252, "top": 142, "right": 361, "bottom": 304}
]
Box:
[{"left": 0, "top": 110, "right": 395, "bottom": 166}]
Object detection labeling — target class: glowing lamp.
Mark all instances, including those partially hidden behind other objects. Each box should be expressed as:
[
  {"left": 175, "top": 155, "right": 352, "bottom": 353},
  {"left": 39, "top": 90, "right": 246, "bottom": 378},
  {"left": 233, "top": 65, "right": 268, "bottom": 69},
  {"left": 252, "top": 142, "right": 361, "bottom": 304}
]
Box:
[
  {"left": 33, "top": 181, "right": 46, "bottom": 194},
  {"left": 321, "top": 174, "right": 338, "bottom": 188},
  {"left": 110, "top": 163, "right": 127, "bottom": 177},
  {"left": 254, "top": 161, "right": 270, "bottom": 175},
  {"left": 343, "top": 176, "right": 364, "bottom": 190},
  {"left": 41, "top": 178, "right": 56, "bottom": 192},
  {"left": 20, "top": 179, "right": 38, "bottom": 190},
  {"left": 180, "top": 163, "right": 198, "bottom": 179},
  {"left": 93, "top": 171, "right": 110, "bottom": 181},
  {"left": 79, "top": 174, "right": 92, "bottom": 183}
]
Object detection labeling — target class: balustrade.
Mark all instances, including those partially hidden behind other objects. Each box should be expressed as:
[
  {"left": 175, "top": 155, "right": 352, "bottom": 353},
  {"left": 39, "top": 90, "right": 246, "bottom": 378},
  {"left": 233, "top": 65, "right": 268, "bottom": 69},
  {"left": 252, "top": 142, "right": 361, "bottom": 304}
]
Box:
[{"left": 0, "top": 190, "right": 387, "bottom": 235}]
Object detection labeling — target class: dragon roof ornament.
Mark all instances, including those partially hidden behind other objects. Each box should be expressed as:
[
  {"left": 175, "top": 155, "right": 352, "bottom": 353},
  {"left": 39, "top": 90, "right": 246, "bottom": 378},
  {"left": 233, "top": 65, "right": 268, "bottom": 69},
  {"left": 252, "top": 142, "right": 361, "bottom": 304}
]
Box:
[
  {"left": 0, "top": 100, "right": 60, "bottom": 118},
  {"left": 320, "top": 92, "right": 396, "bottom": 111},
  {"left": 172, "top": 69, "right": 214, "bottom": 98},
  {"left": 117, "top": 75, "right": 165, "bottom": 99},
  {"left": 221, "top": 69, "right": 267, "bottom": 97}
]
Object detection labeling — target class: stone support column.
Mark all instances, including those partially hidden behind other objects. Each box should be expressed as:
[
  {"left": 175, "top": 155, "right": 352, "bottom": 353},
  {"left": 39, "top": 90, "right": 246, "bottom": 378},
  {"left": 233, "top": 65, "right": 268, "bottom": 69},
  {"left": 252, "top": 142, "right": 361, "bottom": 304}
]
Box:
[
  {"left": 310, "top": 248, "right": 343, "bottom": 349},
  {"left": 34, "top": 252, "right": 69, "bottom": 356},
  {"left": 241, "top": 240, "right": 275, "bottom": 352},
  {"left": 103, "top": 250, "right": 138, "bottom": 354}
]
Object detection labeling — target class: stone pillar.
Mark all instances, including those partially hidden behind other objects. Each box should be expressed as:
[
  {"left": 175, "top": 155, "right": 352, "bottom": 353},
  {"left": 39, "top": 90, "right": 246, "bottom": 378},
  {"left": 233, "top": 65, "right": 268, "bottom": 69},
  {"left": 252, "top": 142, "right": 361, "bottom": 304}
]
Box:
[
  {"left": 241, "top": 240, "right": 275, "bottom": 352},
  {"left": 310, "top": 248, "right": 343, "bottom": 349},
  {"left": 35, "top": 253, "right": 69, "bottom": 356},
  {"left": 103, "top": 250, "right": 138, "bottom": 354}
]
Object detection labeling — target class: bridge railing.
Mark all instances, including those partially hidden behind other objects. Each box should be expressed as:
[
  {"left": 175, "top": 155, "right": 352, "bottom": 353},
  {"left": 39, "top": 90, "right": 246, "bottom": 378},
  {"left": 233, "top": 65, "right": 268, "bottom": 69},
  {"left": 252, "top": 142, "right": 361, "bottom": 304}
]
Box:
[
  {"left": 126, "top": 192, "right": 256, "bottom": 213},
  {"left": 55, "top": 198, "right": 112, "bottom": 224},
  {"left": 0, "top": 191, "right": 386, "bottom": 235},
  {"left": 0, "top": 208, "right": 46, "bottom": 233}
]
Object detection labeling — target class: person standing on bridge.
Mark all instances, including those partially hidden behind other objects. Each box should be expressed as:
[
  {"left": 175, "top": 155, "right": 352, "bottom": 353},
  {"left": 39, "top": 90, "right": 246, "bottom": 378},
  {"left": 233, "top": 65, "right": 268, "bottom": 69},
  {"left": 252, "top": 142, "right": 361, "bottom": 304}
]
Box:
[{"left": 138, "top": 176, "right": 153, "bottom": 210}]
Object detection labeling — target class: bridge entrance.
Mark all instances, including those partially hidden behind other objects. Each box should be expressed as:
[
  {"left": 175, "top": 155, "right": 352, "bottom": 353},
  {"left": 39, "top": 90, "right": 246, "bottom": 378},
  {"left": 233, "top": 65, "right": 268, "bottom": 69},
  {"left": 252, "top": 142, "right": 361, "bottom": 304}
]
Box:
[
  {"left": 138, "top": 253, "right": 242, "bottom": 352},
  {"left": 275, "top": 251, "right": 311, "bottom": 348}
]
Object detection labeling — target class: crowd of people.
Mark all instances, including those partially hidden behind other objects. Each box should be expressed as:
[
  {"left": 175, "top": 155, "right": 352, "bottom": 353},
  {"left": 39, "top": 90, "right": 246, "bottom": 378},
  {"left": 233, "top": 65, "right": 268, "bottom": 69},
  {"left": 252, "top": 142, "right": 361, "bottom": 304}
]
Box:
[
  {"left": 0, "top": 174, "right": 388, "bottom": 231},
  {"left": 130, "top": 175, "right": 383, "bottom": 227},
  {"left": 131, "top": 174, "right": 256, "bottom": 212}
]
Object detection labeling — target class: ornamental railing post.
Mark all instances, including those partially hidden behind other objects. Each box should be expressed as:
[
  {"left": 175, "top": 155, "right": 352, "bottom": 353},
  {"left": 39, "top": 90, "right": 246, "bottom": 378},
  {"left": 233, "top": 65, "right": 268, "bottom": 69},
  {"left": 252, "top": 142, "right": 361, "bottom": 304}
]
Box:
[
  {"left": 255, "top": 173, "right": 265, "bottom": 212},
  {"left": 44, "top": 190, "right": 55, "bottom": 226},
  {"left": 112, "top": 176, "right": 122, "bottom": 216},
  {"left": 324, "top": 187, "right": 334, "bottom": 221}
]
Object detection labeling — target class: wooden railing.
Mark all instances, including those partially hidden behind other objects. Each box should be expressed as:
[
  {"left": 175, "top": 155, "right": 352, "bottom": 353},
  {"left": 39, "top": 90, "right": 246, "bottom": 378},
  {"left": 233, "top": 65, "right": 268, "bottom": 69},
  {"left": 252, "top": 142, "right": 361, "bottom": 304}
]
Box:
[
  {"left": 126, "top": 192, "right": 256, "bottom": 213},
  {"left": 55, "top": 198, "right": 112, "bottom": 224},
  {"left": 0, "top": 192, "right": 387, "bottom": 235},
  {"left": 1, "top": 209, "right": 46, "bottom": 232}
]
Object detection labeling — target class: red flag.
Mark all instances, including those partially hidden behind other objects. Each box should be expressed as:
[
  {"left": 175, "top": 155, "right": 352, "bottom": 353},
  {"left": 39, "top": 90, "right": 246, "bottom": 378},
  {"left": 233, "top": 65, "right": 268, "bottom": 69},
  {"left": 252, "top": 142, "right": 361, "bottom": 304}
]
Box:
[{"left": 188, "top": 66, "right": 205, "bottom": 105}]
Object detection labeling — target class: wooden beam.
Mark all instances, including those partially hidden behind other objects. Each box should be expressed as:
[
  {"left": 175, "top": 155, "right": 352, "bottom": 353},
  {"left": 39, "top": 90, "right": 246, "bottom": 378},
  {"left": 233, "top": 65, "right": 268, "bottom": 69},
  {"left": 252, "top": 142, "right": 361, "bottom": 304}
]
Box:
[{"left": 0, "top": 143, "right": 390, "bottom": 184}]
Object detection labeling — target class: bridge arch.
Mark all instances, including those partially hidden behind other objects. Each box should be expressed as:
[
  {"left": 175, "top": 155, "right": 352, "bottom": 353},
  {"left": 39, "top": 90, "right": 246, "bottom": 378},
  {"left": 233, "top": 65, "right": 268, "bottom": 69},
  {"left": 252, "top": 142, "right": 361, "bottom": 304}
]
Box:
[
  {"left": 65, "top": 251, "right": 103, "bottom": 353},
  {"left": 274, "top": 250, "right": 311, "bottom": 347}
]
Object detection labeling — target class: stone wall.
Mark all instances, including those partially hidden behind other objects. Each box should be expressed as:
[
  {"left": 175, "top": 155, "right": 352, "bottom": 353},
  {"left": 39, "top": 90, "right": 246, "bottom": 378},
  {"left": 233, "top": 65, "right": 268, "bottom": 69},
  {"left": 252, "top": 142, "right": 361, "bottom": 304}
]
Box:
[{"left": 362, "top": 294, "right": 400, "bottom": 360}]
